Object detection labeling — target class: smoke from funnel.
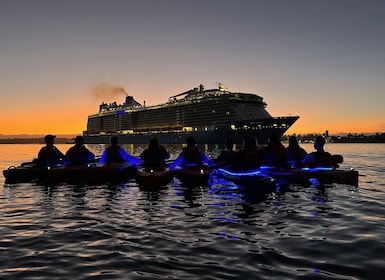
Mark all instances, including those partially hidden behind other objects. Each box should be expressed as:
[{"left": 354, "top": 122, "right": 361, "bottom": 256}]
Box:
[{"left": 92, "top": 82, "right": 128, "bottom": 100}]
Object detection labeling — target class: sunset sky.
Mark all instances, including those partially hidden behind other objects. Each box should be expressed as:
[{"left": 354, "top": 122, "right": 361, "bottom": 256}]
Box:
[{"left": 1, "top": 0, "right": 384, "bottom": 137}]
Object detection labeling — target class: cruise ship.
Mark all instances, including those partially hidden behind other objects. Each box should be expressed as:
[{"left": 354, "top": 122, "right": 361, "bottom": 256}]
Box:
[{"left": 83, "top": 84, "right": 299, "bottom": 145}]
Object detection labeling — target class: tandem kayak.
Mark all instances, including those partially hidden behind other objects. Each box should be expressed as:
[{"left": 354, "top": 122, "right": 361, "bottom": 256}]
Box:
[
  {"left": 3, "top": 161, "right": 47, "bottom": 184},
  {"left": 3, "top": 162, "right": 136, "bottom": 185},
  {"left": 260, "top": 166, "right": 359, "bottom": 187}
]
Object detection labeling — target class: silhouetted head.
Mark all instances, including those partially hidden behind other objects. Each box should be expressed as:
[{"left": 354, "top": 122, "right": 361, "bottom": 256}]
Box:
[
  {"left": 288, "top": 136, "right": 300, "bottom": 147},
  {"left": 149, "top": 138, "right": 159, "bottom": 149},
  {"left": 75, "top": 135, "right": 84, "bottom": 146},
  {"left": 110, "top": 136, "right": 118, "bottom": 146},
  {"left": 314, "top": 136, "right": 326, "bottom": 150},
  {"left": 44, "top": 134, "right": 56, "bottom": 144},
  {"left": 186, "top": 136, "right": 196, "bottom": 148}
]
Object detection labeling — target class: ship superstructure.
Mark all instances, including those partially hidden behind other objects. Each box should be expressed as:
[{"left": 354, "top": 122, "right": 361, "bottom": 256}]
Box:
[{"left": 83, "top": 84, "right": 299, "bottom": 144}]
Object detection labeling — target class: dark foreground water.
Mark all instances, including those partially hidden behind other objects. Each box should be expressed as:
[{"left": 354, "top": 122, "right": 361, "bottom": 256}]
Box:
[{"left": 1, "top": 143, "right": 385, "bottom": 280}]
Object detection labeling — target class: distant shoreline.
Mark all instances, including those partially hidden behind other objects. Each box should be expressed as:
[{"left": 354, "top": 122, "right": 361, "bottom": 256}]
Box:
[
  {"left": 0, "top": 138, "right": 73, "bottom": 144},
  {"left": 1, "top": 136, "right": 384, "bottom": 144},
  {"left": 293, "top": 133, "right": 385, "bottom": 144}
]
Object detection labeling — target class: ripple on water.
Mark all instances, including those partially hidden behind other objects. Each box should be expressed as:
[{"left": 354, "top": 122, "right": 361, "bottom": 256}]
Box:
[{"left": 2, "top": 143, "right": 385, "bottom": 279}]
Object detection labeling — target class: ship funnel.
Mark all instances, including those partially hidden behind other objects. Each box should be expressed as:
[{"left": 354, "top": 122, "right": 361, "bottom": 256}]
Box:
[
  {"left": 125, "top": 96, "right": 143, "bottom": 107},
  {"left": 99, "top": 102, "right": 108, "bottom": 112},
  {"left": 125, "top": 96, "right": 135, "bottom": 106}
]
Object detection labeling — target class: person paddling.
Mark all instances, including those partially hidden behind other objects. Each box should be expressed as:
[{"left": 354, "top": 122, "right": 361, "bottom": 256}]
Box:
[
  {"left": 139, "top": 137, "right": 170, "bottom": 169},
  {"left": 286, "top": 135, "right": 307, "bottom": 167},
  {"left": 225, "top": 136, "right": 262, "bottom": 171},
  {"left": 302, "top": 136, "right": 333, "bottom": 167},
  {"left": 99, "top": 136, "right": 141, "bottom": 165},
  {"left": 216, "top": 138, "right": 237, "bottom": 164},
  {"left": 65, "top": 136, "right": 95, "bottom": 165},
  {"left": 169, "top": 136, "right": 214, "bottom": 170},
  {"left": 36, "top": 134, "right": 65, "bottom": 166}
]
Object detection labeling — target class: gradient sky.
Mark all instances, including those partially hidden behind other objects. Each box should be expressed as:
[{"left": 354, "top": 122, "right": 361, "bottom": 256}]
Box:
[{"left": 1, "top": 0, "right": 384, "bottom": 136}]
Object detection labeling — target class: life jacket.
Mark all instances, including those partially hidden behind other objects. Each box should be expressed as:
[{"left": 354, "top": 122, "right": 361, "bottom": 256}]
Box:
[
  {"left": 287, "top": 147, "right": 307, "bottom": 162},
  {"left": 216, "top": 150, "right": 237, "bottom": 163},
  {"left": 66, "top": 146, "right": 95, "bottom": 164},
  {"left": 231, "top": 150, "right": 262, "bottom": 170},
  {"left": 37, "top": 146, "right": 63, "bottom": 166},
  {"left": 313, "top": 151, "right": 332, "bottom": 166},
  {"left": 142, "top": 148, "right": 168, "bottom": 167},
  {"left": 182, "top": 147, "right": 202, "bottom": 167},
  {"left": 105, "top": 146, "right": 125, "bottom": 163},
  {"left": 262, "top": 145, "right": 288, "bottom": 168}
]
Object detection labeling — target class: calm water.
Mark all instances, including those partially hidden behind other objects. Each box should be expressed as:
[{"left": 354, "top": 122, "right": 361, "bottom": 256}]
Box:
[{"left": 1, "top": 143, "right": 385, "bottom": 280}]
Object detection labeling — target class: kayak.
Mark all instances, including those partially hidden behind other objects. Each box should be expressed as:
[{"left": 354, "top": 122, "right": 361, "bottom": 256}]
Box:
[
  {"left": 260, "top": 166, "right": 359, "bottom": 186},
  {"left": 214, "top": 167, "right": 276, "bottom": 191},
  {"left": 3, "top": 162, "right": 136, "bottom": 185},
  {"left": 3, "top": 161, "right": 47, "bottom": 184},
  {"left": 135, "top": 167, "right": 173, "bottom": 187},
  {"left": 172, "top": 165, "right": 211, "bottom": 186}
]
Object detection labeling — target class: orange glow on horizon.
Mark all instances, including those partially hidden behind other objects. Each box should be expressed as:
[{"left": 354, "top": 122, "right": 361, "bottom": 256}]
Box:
[
  {"left": 286, "top": 118, "right": 385, "bottom": 136},
  {"left": 1, "top": 84, "right": 384, "bottom": 137},
  {"left": 1, "top": 112, "right": 384, "bottom": 137}
]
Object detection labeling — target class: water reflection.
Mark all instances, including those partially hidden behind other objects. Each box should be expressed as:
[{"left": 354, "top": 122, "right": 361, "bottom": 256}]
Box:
[
  {"left": 174, "top": 182, "right": 207, "bottom": 209},
  {"left": 1, "top": 143, "right": 385, "bottom": 279}
]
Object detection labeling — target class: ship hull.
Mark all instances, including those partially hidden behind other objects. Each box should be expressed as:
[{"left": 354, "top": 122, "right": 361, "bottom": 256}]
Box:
[{"left": 84, "top": 117, "right": 298, "bottom": 145}]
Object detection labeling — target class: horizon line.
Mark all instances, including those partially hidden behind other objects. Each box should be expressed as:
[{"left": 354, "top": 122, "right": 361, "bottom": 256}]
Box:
[{"left": 1, "top": 131, "right": 384, "bottom": 139}]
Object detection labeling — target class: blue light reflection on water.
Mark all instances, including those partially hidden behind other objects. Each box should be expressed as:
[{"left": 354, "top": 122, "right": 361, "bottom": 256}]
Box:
[{"left": 1, "top": 143, "right": 385, "bottom": 279}]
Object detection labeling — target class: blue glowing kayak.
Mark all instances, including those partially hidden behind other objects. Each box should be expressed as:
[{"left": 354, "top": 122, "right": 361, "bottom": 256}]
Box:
[
  {"left": 214, "top": 167, "right": 276, "bottom": 190},
  {"left": 260, "top": 166, "right": 359, "bottom": 186}
]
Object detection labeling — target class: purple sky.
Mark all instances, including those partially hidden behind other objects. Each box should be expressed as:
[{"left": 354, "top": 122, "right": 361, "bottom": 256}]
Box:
[{"left": 1, "top": 0, "right": 384, "bottom": 135}]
